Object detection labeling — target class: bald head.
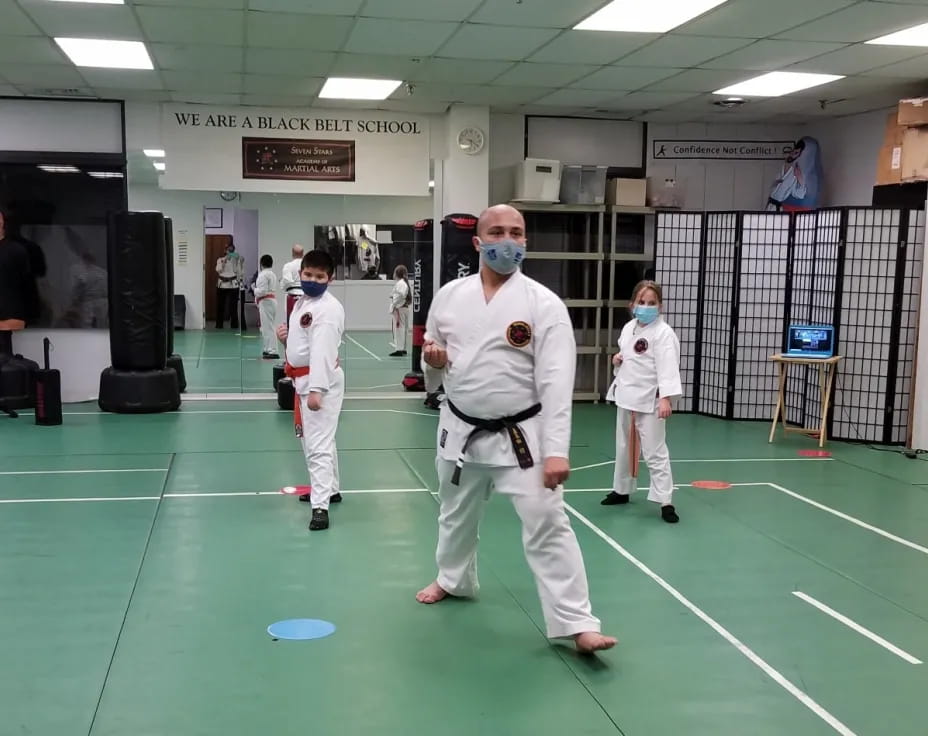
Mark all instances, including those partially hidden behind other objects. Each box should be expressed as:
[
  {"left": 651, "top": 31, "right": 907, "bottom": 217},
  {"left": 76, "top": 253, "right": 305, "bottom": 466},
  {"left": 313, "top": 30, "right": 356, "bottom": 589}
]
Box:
[
  {"left": 292, "top": 244, "right": 304, "bottom": 258},
  {"left": 476, "top": 204, "right": 525, "bottom": 240}
]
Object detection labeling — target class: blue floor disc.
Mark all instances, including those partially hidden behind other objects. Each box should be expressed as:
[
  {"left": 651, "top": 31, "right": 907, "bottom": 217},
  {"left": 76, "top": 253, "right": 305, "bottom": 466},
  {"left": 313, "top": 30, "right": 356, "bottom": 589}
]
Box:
[{"left": 267, "top": 619, "right": 336, "bottom": 641}]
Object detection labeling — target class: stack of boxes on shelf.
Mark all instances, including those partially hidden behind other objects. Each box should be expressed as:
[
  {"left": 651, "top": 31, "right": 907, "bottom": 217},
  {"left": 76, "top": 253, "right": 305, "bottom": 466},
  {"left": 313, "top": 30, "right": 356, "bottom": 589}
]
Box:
[{"left": 877, "top": 98, "right": 928, "bottom": 185}]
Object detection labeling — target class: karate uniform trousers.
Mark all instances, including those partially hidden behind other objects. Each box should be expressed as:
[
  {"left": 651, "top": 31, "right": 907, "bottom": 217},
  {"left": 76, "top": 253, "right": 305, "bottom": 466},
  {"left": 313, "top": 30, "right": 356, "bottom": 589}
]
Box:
[
  {"left": 298, "top": 367, "right": 344, "bottom": 510},
  {"left": 257, "top": 296, "right": 278, "bottom": 354},
  {"left": 392, "top": 306, "right": 409, "bottom": 352},
  {"left": 612, "top": 406, "right": 674, "bottom": 505}
]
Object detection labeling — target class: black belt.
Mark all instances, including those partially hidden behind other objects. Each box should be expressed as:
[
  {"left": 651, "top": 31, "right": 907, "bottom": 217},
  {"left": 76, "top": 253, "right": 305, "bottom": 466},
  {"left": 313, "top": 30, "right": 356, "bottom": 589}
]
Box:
[{"left": 447, "top": 400, "right": 542, "bottom": 485}]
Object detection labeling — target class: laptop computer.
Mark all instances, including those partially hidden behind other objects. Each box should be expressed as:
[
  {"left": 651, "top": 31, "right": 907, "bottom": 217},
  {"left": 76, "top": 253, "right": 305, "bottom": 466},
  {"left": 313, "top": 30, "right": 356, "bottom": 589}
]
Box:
[{"left": 784, "top": 324, "right": 835, "bottom": 359}]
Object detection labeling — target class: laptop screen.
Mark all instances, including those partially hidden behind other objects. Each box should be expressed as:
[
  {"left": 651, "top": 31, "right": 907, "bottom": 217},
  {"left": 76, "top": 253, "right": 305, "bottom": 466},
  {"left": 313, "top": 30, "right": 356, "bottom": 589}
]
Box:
[{"left": 787, "top": 325, "right": 834, "bottom": 357}]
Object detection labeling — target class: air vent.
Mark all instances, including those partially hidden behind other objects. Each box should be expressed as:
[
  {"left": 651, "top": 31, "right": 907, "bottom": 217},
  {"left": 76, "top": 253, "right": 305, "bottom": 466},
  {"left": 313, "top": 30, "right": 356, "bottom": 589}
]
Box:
[{"left": 29, "top": 87, "right": 96, "bottom": 98}]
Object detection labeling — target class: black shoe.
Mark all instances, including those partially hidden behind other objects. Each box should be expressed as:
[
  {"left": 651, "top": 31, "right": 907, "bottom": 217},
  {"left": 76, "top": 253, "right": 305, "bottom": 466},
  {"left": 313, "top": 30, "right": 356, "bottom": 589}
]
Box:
[
  {"left": 309, "top": 508, "right": 329, "bottom": 531},
  {"left": 330, "top": 492, "right": 342, "bottom": 504},
  {"left": 298, "top": 493, "right": 311, "bottom": 503},
  {"left": 661, "top": 505, "right": 680, "bottom": 524},
  {"left": 601, "top": 492, "right": 630, "bottom": 506},
  {"left": 389, "top": 351, "right": 404, "bottom": 357}
]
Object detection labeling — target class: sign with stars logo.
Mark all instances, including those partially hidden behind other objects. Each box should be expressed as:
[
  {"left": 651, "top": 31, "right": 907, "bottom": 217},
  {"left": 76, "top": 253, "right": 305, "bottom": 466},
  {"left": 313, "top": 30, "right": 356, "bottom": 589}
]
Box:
[{"left": 242, "top": 138, "right": 355, "bottom": 182}]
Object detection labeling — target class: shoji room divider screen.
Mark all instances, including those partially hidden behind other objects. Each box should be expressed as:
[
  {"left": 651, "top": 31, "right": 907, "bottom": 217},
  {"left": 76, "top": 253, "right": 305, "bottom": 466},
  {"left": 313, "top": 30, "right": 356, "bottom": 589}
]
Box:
[{"left": 653, "top": 207, "right": 925, "bottom": 445}]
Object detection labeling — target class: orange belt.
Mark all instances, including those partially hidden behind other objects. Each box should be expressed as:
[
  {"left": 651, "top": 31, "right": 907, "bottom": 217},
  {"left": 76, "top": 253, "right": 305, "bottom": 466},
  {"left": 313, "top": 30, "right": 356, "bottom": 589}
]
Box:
[
  {"left": 284, "top": 359, "right": 340, "bottom": 437},
  {"left": 285, "top": 362, "right": 310, "bottom": 437}
]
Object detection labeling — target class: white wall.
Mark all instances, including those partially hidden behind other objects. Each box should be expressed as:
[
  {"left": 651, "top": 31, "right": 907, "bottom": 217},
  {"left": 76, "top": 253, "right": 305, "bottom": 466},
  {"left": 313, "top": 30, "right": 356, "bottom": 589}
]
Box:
[
  {"left": 128, "top": 184, "right": 431, "bottom": 329},
  {"left": 647, "top": 122, "right": 803, "bottom": 211},
  {"left": 806, "top": 109, "right": 889, "bottom": 207},
  {"left": 490, "top": 113, "right": 526, "bottom": 204}
]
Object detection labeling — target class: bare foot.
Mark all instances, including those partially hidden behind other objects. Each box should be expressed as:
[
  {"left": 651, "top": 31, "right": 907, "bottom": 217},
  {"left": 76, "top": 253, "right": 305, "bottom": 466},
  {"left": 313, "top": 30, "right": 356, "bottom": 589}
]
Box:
[
  {"left": 416, "top": 581, "right": 448, "bottom": 604},
  {"left": 574, "top": 632, "right": 617, "bottom": 653}
]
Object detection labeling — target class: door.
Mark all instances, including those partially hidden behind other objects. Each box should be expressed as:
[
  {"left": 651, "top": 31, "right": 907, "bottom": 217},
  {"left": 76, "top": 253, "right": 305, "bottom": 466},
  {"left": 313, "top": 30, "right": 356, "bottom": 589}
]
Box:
[{"left": 204, "top": 234, "right": 233, "bottom": 323}]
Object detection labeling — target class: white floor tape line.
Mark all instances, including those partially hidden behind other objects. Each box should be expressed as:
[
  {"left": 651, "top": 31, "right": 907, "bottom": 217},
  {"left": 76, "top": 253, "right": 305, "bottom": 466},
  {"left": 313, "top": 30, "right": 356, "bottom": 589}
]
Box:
[{"left": 564, "top": 503, "right": 857, "bottom": 736}]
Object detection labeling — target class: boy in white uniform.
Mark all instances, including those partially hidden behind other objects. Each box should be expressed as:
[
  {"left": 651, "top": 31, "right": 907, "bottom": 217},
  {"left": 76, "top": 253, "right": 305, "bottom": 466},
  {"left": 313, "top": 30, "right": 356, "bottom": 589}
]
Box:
[
  {"left": 276, "top": 250, "right": 345, "bottom": 531},
  {"left": 415, "top": 204, "right": 616, "bottom": 655},
  {"left": 603, "top": 280, "right": 682, "bottom": 523},
  {"left": 253, "top": 254, "right": 279, "bottom": 359},
  {"left": 280, "top": 244, "right": 304, "bottom": 323}
]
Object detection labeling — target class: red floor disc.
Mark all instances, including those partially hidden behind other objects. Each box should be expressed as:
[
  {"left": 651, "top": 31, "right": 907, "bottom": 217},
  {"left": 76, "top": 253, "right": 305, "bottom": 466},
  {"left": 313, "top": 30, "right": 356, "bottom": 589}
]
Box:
[
  {"left": 798, "top": 450, "right": 831, "bottom": 458},
  {"left": 691, "top": 480, "right": 732, "bottom": 490},
  {"left": 280, "top": 485, "right": 311, "bottom": 495}
]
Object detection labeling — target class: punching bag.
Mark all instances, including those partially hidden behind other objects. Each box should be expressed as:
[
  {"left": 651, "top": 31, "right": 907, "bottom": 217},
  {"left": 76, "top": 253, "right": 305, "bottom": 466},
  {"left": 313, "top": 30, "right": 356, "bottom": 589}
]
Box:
[
  {"left": 99, "top": 211, "right": 179, "bottom": 413},
  {"left": 439, "top": 214, "right": 479, "bottom": 286},
  {"left": 403, "top": 219, "right": 434, "bottom": 392},
  {"left": 107, "top": 211, "right": 169, "bottom": 371},
  {"left": 163, "top": 218, "right": 186, "bottom": 392}
]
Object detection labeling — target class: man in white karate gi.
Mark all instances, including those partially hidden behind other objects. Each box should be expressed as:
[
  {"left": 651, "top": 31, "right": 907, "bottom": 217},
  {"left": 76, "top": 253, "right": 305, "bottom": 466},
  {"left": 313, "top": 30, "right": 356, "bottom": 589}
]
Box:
[{"left": 415, "top": 204, "right": 616, "bottom": 654}]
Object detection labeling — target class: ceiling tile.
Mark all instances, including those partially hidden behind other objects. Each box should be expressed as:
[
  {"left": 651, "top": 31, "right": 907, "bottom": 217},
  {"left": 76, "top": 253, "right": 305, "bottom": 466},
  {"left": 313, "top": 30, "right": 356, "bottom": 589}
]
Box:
[
  {"left": 616, "top": 35, "right": 755, "bottom": 67},
  {"left": 362, "top": 0, "right": 484, "bottom": 22},
  {"left": 344, "top": 18, "right": 459, "bottom": 56},
  {"left": 245, "top": 48, "right": 335, "bottom": 76},
  {"left": 439, "top": 24, "right": 560, "bottom": 60},
  {"left": 133, "top": 0, "right": 245, "bottom": 7},
  {"left": 0, "top": 0, "right": 40, "bottom": 35},
  {"left": 607, "top": 91, "right": 701, "bottom": 110},
  {"left": 493, "top": 62, "right": 599, "bottom": 87},
  {"left": 169, "top": 92, "right": 243, "bottom": 105},
  {"left": 19, "top": 3, "right": 142, "bottom": 39},
  {"left": 247, "top": 0, "right": 360, "bottom": 12},
  {"left": 137, "top": 7, "right": 245, "bottom": 46},
  {"left": 678, "top": 0, "right": 856, "bottom": 37},
  {"left": 92, "top": 87, "right": 171, "bottom": 102},
  {"left": 776, "top": 2, "right": 928, "bottom": 43},
  {"left": 862, "top": 53, "right": 928, "bottom": 78},
  {"left": 0, "top": 85, "right": 22, "bottom": 96},
  {"left": 396, "top": 82, "right": 551, "bottom": 105},
  {"left": 377, "top": 98, "right": 449, "bottom": 113},
  {"left": 245, "top": 12, "right": 353, "bottom": 50},
  {"left": 528, "top": 31, "right": 657, "bottom": 65},
  {"left": 701, "top": 40, "right": 847, "bottom": 70},
  {"left": 533, "top": 89, "right": 619, "bottom": 107},
  {"left": 0, "top": 37, "right": 66, "bottom": 65},
  {"left": 785, "top": 43, "right": 928, "bottom": 75},
  {"left": 151, "top": 44, "right": 244, "bottom": 72},
  {"left": 241, "top": 94, "right": 314, "bottom": 107},
  {"left": 0, "top": 63, "right": 87, "bottom": 87},
  {"left": 409, "top": 58, "right": 514, "bottom": 84},
  {"left": 575, "top": 66, "right": 681, "bottom": 91},
  {"left": 79, "top": 70, "right": 165, "bottom": 90},
  {"left": 469, "top": 0, "right": 608, "bottom": 28},
  {"left": 645, "top": 68, "right": 752, "bottom": 93},
  {"left": 161, "top": 71, "right": 243, "bottom": 93},
  {"left": 328, "top": 53, "right": 425, "bottom": 80},
  {"left": 242, "top": 74, "right": 324, "bottom": 96}
]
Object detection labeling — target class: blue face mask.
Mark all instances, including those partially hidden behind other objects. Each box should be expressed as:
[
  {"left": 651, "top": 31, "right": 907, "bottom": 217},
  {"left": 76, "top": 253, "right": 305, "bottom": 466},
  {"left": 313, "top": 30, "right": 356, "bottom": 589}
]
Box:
[
  {"left": 301, "top": 280, "right": 328, "bottom": 298},
  {"left": 479, "top": 238, "right": 525, "bottom": 275},
  {"left": 634, "top": 305, "right": 659, "bottom": 324}
]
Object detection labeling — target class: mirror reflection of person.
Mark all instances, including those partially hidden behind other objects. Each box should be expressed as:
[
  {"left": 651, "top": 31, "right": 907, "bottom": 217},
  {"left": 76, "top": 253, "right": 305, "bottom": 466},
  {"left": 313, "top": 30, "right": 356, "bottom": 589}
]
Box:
[
  {"left": 60, "top": 227, "right": 107, "bottom": 328},
  {"left": 215, "top": 240, "right": 244, "bottom": 329},
  {"left": 0, "top": 205, "right": 37, "bottom": 334},
  {"left": 389, "top": 265, "right": 411, "bottom": 357}
]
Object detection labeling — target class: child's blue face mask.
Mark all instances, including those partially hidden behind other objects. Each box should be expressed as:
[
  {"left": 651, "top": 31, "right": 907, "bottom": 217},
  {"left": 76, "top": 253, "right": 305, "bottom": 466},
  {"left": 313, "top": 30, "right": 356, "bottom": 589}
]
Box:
[
  {"left": 301, "top": 280, "right": 328, "bottom": 297},
  {"left": 633, "top": 305, "right": 659, "bottom": 324}
]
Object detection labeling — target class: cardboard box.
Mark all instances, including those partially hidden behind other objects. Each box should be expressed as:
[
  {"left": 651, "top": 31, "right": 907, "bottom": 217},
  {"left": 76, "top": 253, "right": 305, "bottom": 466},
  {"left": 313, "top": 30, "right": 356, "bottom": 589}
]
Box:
[
  {"left": 606, "top": 178, "right": 647, "bottom": 207},
  {"left": 901, "top": 127, "right": 928, "bottom": 181},
  {"left": 898, "top": 97, "right": 928, "bottom": 127},
  {"left": 877, "top": 112, "right": 905, "bottom": 185}
]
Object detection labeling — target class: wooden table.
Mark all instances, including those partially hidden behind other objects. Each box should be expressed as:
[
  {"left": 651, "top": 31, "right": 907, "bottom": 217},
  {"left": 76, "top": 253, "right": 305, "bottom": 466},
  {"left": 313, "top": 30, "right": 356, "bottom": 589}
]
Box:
[{"left": 768, "top": 354, "right": 842, "bottom": 448}]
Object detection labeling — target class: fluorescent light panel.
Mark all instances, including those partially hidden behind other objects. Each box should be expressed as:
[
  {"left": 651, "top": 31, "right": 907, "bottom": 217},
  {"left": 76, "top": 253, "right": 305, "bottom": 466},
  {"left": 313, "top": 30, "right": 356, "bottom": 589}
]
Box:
[
  {"left": 88, "top": 171, "right": 124, "bottom": 178},
  {"left": 714, "top": 71, "right": 844, "bottom": 97},
  {"left": 574, "top": 0, "right": 729, "bottom": 33},
  {"left": 48, "top": 0, "right": 124, "bottom": 4},
  {"left": 153, "top": 162, "right": 165, "bottom": 171},
  {"left": 319, "top": 77, "right": 402, "bottom": 100},
  {"left": 38, "top": 165, "right": 80, "bottom": 173},
  {"left": 55, "top": 37, "right": 153, "bottom": 70},
  {"left": 143, "top": 149, "right": 165, "bottom": 158},
  {"left": 866, "top": 21, "right": 928, "bottom": 46}
]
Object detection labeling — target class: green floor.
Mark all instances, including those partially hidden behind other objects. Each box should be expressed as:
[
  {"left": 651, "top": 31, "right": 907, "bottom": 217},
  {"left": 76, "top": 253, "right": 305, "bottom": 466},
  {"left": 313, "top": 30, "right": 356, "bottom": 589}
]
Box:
[
  {"left": 180, "top": 328, "right": 410, "bottom": 393},
  {"left": 2, "top": 331, "right": 928, "bottom": 735}
]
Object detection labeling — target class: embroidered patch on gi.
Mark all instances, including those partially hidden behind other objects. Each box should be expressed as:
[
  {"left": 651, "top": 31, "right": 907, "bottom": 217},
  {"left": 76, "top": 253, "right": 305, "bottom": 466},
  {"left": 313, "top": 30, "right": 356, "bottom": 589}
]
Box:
[
  {"left": 300, "top": 312, "right": 313, "bottom": 328},
  {"left": 634, "top": 338, "right": 649, "bottom": 354},
  {"left": 440, "top": 429, "right": 448, "bottom": 448},
  {"left": 506, "top": 321, "right": 532, "bottom": 348}
]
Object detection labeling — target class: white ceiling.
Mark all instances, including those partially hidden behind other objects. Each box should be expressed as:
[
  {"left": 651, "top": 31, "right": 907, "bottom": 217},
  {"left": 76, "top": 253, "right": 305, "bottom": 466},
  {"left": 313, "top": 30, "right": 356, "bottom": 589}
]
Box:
[{"left": 1, "top": 0, "right": 927, "bottom": 125}]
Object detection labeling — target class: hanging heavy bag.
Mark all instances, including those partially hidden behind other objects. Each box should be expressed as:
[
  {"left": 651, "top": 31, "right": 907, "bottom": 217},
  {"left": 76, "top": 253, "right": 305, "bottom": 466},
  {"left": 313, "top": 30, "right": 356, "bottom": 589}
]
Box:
[{"left": 35, "top": 337, "right": 62, "bottom": 426}]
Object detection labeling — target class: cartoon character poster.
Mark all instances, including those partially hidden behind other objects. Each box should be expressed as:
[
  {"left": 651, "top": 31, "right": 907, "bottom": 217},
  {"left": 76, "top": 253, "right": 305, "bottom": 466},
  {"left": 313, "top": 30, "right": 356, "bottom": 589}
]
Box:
[{"left": 766, "top": 137, "right": 823, "bottom": 212}]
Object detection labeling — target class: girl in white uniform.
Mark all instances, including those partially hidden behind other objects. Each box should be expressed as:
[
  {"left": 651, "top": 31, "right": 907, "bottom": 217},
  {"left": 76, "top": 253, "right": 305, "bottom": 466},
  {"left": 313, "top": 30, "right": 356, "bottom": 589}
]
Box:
[
  {"left": 602, "top": 280, "right": 682, "bottom": 523},
  {"left": 389, "top": 265, "right": 411, "bottom": 356}
]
